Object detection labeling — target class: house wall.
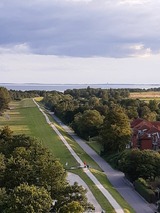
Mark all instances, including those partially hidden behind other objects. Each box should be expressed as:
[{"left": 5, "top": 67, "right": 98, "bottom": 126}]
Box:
[{"left": 140, "top": 139, "right": 152, "bottom": 150}]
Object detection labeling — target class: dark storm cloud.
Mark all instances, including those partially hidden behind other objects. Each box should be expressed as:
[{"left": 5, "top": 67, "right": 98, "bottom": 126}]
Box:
[{"left": 0, "top": 0, "right": 160, "bottom": 57}]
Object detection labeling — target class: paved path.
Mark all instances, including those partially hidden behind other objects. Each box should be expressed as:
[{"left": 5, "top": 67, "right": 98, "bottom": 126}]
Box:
[
  {"left": 33, "top": 100, "right": 124, "bottom": 213},
  {"left": 52, "top": 115, "right": 156, "bottom": 213},
  {"left": 67, "top": 172, "right": 102, "bottom": 212}
]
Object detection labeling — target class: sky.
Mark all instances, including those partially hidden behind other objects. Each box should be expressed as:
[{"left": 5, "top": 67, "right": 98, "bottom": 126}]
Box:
[{"left": 0, "top": 0, "right": 160, "bottom": 84}]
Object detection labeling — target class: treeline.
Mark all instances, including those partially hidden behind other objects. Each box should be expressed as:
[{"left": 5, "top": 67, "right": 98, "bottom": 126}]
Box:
[
  {"left": 0, "top": 87, "right": 47, "bottom": 112},
  {"left": 0, "top": 127, "right": 94, "bottom": 213},
  {"left": 128, "top": 87, "right": 160, "bottom": 92},
  {"left": 9, "top": 89, "right": 47, "bottom": 100}
]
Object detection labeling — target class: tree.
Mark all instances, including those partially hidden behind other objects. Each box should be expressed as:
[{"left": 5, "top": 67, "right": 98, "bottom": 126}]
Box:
[
  {"left": 126, "top": 106, "right": 138, "bottom": 119},
  {"left": 140, "top": 105, "right": 157, "bottom": 121},
  {"left": 5, "top": 183, "right": 52, "bottom": 213},
  {"left": 59, "top": 201, "right": 84, "bottom": 213},
  {"left": 118, "top": 149, "right": 160, "bottom": 181},
  {"left": 0, "top": 188, "right": 8, "bottom": 212},
  {"left": 72, "top": 110, "right": 104, "bottom": 140},
  {"left": 52, "top": 182, "right": 94, "bottom": 213},
  {"left": 0, "top": 87, "right": 11, "bottom": 112},
  {"left": 0, "top": 127, "right": 93, "bottom": 213},
  {"left": 148, "top": 99, "right": 159, "bottom": 112},
  {"left": 2, "top": 140, "right": 67, "bottom": 194},
  {"left": 100, "top": 104, "right": 131, "bottom": 153},
  {"left": 0, "top": 154, "right": 6, "bottom": 185}
]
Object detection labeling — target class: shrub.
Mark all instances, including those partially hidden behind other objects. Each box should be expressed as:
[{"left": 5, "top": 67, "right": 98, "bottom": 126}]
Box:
[{"left": 134, "top": 179, "right": 156, "bottom": 203}]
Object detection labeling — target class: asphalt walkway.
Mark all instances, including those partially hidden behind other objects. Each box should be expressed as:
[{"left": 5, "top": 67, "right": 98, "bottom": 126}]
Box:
[{"left": 67, "top": 172, "right": 102, "bottom": 212}]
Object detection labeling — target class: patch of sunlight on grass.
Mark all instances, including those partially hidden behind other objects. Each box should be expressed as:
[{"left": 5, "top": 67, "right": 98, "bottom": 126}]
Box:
[
  {"left": 124, "top": 209, "right": 132, "bottom": 213},
  {"left": 0, "top": 125, "right": 30, "bottom": 135},
  {"left": 7, "top": 112, "right": 20, "bottom": 115},
  {"left": 34, "top": 97, "right": 44, "bottom": 102}
]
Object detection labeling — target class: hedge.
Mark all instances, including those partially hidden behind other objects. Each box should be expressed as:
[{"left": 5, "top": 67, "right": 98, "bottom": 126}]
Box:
[{"left": 134, "top": 179, "right": 156, "bottom": 203}]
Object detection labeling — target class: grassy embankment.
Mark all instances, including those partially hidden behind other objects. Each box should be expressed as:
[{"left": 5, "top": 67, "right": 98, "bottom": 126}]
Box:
[{"left": 0, "top": 98, "right": 134, "bottom": 213}]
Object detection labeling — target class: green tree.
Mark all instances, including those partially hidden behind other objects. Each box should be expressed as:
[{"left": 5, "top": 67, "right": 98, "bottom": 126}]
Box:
[
  {"left": 5, "top": 183, "right": 52, "bottom": 213},
  {"left": 126, "top": 106, "right": 138, "bottom": 119},
  {"left": 118, "top": 149, "right": 160, "bottom": 181},
  {"left": 52, "top": 182, "right": 94, "bottom": 213},
  {"left": 0, "top": 188, "right": 8, "bottom": 212},
  {"left": 59, "top": 201, "right": 84, "bottom": 213},
  {"left": 0, "top": 128, "right": 93, "bottom": 213},
  {"left": 0, "top": 87, "right": 11, "bottom": 112},
  {"left": 0, "top": 127, "right": 67, "bottom": 194},
  {"left": 100, "top": 104, "right": 131, "bottom": 153},
  {"left": 0, "top": 153, "right": 6, "bottom": 185},
  {"left": 140, "top": 105, "right": 157, "bottom": 121},
  {"left": 148, "top": 99, "right": 159, "bottom": 111},
  {"left": 72, "top": 110, "right": 104, "bottom": 140}
]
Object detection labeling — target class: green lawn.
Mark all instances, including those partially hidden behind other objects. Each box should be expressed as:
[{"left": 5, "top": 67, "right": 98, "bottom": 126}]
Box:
[
  {"left": 87, "top": 140, "right": 102, "bottom": 154},
  {"left": 0, "top": 98, "right": 135, "bottom": 213}
]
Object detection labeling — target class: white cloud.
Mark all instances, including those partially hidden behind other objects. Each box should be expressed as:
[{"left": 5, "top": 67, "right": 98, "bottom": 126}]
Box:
[
  {"left": 0, "top": 43, "right": 31, "bottom": 54},
  {"left": 118, "top": 0, "right": 151, "bottom": 5},
  {"left": 128, "top": 43, "right": 152, "bottom": 57}
]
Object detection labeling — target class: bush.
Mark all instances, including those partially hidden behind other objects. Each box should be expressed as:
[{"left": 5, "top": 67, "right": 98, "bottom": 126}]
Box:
[
  {"left": 138, "top": 178, "right": 149, "bottom": 188},
  {"left": 134, "top": 179, "right": 156, "bottom": 203}
]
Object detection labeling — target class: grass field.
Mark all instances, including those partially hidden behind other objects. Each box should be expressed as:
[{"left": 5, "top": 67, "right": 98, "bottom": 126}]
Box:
[
  {"left": 130, "top": 91, "right": 160, "bottom": 100},
  {"left": 0, "top": 98, "right": 135, "bottom": 213}
]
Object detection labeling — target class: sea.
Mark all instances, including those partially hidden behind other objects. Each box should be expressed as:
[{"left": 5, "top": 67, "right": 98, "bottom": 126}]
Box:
[{"left": 1, "top": 83, "right": 160, "bottom": 92}]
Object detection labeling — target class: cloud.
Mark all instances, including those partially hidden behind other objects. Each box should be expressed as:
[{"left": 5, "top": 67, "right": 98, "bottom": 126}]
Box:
[
  {"left": 0, "top": 43, "right": 31, "bottom": 54},
  {"left": 128, "top": 44, "right": 152, "bottom": 57},
  {"left": 0, "top": 0, "right": 160, "bottom": 57},
  {"left": 118, "top": 0, "right": 151, "bottom": 5}
]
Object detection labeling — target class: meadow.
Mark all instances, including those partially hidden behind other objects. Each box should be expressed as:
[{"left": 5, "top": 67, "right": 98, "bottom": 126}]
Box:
[
  {"left": 130, "top": 91, "right": 160, "bottom": 101},
  {"left": 0, "top": 98, "right": 135, "bottom": 213}
]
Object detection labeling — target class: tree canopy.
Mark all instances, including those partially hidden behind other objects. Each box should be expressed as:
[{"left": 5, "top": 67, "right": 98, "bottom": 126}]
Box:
[
  {"left": 72, "top": 109, "right": 104, "bottom": 140},
  {"left": 100, "top": 104, "right": 131, "bottom": 153},
  {"left": 117, "top": 149, "right": 160, "bottom": 181},
  {"left": 0, "top": 87, "right": 11, "bottom": 112},
  {"left": 6, "top": 183, "right": 52, "bottom": 213},
  {"left": 0, "top": 127, "right": 94, "bottom": 213}
]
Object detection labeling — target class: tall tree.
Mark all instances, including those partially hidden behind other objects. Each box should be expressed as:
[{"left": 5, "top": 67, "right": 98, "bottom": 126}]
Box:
[
  {"left": 100, "top": 104, "right": 131, "bottom": 153},
  {"left": 118, "top": 149, "right": 160, "bottom": 181},
  {"left": 0, "top": 87, "right": 11, "bottom": 112},
  {"left": 5, "top": 183, "right": 52, "bottom": 213},
  {"left": 0, "top": 127, "right": 93, "bottom": 212},
  {"left": 52, "top": 182, "right": 94, "bottom": 213},
  {"left": 72, "top": 109, "right": 104, "bottom": 140},
  {"left": 0, "top": 188, "right": 8, "bottom": 212},
  {"left": 0, "top": 154, "right": 5, "bottom": 184}
]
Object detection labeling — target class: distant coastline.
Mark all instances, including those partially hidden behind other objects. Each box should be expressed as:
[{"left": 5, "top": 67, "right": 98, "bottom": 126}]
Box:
[{"left": 1, "top": 83, "right": 160, "bottom": 92}]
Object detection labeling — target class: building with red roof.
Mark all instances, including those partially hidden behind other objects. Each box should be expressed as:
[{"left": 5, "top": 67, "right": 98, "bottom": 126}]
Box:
[{"left": 131, "top": 118, "right": 160, "bottom": 150}]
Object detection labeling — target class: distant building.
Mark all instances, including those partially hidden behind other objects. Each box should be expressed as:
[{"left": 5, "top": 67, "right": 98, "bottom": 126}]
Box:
[{"left": 131, "top": 118, "right": 160, "bottom": 150}]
